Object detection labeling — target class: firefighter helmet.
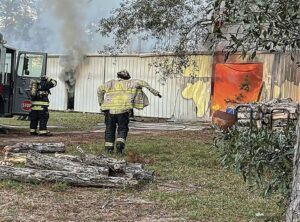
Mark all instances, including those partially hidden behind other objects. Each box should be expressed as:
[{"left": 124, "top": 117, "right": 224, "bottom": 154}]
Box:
[{"left": 117, "top": 70, "right": 131, "bottom": 80}]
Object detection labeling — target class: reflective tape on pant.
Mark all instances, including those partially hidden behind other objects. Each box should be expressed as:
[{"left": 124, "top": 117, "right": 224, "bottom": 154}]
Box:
[
  {"left": 31, "top": 106, "right": 43, "bottom": 110},
  {"left": 105, "top": 142, "right": 114, "bottom": 147},
  {"left": 116, "top": 138, "right": 126, "bottom": 143},
  {"left": 32, "top": 101, "right": 49, "bottom": 106},
  {"left": 30, "top": 129, "right": 37, "bottom": 133},
  {"left": 39, "top": 130, "right": 48, "bottom": 134}
]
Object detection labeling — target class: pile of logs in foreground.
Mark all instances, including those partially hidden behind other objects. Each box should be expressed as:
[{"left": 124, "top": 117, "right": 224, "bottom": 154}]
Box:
[{"left": 0, "top": 143, "right": 153, "bottom": 188}]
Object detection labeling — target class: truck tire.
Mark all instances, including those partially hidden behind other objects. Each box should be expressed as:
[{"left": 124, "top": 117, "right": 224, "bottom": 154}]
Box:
[{"left": 0, "top": 96, "right": 4, "bottom": 114}]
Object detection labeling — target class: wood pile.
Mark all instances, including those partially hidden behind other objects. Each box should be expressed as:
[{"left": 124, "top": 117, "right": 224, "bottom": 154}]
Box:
[
  {"left": 0, "top": 143, "right": 154, "bottom": 188},
  {"left": 236, "top": 98, "right": 300, "bottom": 128}
]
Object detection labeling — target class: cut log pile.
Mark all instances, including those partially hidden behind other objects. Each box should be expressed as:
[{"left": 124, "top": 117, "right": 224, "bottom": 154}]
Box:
[
  {"left": 236, "top": 98, "right": 300, "bottom": 128},
  {"left": 0, "top": 143, "right": 154, "bottom": 188}
]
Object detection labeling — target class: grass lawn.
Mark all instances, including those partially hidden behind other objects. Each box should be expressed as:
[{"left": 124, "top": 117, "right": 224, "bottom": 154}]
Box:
[
  {"left": 69, "top": 132, "right": 281, "bottom": 221},
  {"left": 0, "top": 112, "right": 282, "bottom": 221},
  {"left": 0, "top": 111, "right": 103, "bottom": 131}
]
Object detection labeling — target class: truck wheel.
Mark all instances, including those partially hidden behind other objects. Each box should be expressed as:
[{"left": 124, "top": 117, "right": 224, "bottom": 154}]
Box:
[{"left": 0, "top": 97, "right": 4, "bottom": 115}]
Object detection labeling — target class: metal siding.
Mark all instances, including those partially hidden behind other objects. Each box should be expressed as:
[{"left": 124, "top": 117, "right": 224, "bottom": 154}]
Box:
[
  {"left": 256, "top": 54, "right": 273, "bottom": 100},
  {"left": 47, "top": 56, "right": 66, "bottom": 111},
  {"left": 258, "top": 53, "right": 300, "bottom": 101},
  {"left": 46, "top": 52, "right": 299, "bottom": 120},
  {"left": 46, "top": 54, "right": 213, "bottom": 119},
  {"left": 178, "top": 55, "right": 213, "bottom": 120},
  {"left": 74, "top": 57, "right": 105, "bottom": 112}
]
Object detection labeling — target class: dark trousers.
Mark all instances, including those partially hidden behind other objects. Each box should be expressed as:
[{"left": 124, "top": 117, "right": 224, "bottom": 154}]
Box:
[
  {"left": 104, "top": 112, "right": 129, "bottom": 146},
  {"left": 30, "top": 107, "right": 49, "bottom": 133}
]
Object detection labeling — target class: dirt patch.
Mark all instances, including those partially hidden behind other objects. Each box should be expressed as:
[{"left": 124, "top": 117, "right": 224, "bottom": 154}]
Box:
[
  {"left": 0, "top": 131, "right": 101, "bottom": 150},
  {"left": 0, "top": 127, "right": 215, "bottom": 150}
]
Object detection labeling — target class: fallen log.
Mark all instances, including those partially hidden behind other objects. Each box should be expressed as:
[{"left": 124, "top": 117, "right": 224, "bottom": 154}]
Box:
[
  {"left": 55, "top": 151, "right": 126, "bottom": 172},
  {"left": 0, "top": 161, "right": 13, "bottom": 166},
  {"left": 56, "top": 151, "right": 154, "bottom": 181},
  {"left": 125, "top": 164, "right": 154, "bottom": 182},
  {"left": 26, "top": 151, "right": 109, "bottom": 176},
  {"left": 54, "top": 153, "right": 82, "bottom": 162},
  {"left": 76, "top": 146, "right": 127, "bottom": 171},
  {"left": 0, "top": 166, "right": 138, "bottom": 188},
  {"left": 4, "top": 153, "right": 26, "bottom": 164},
  {"left": 4, "top": 143, "right": 65, "bottom": 153}
]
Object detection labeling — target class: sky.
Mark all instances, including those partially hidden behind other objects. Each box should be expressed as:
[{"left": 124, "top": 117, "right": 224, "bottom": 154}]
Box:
[
  {"left": 1, "top": 0, "right": 123, "bottom": 53},
  {"left": 40, "top": 0, "right": 122, "bottom": 53}
]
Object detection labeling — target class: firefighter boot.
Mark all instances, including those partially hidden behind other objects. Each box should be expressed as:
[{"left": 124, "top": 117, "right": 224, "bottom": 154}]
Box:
[
  {"left": 116, "top": 142, "right": 125, "bottom": 155},
  {"left": 39, "top": 130, "right": 52, "bottom": 137},
  {"left": 105, "top": 146, "right": 114, "bottom": 153},
  {"left": 104, "top": 142, "right": 114, "bottom": 154},
  {"left": 30, "top": 129, "right": 38, "bottom": 136}
]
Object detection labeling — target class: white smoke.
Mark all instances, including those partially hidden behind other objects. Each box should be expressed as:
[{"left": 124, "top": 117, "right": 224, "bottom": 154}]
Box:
[{"left": 46, "top": 0, "right": 89, "bottom": 96}]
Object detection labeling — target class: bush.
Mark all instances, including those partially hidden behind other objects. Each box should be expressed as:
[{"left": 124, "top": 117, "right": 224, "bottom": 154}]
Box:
[{"left": 213, "top": 125, "right": 297, "bottom": 201}]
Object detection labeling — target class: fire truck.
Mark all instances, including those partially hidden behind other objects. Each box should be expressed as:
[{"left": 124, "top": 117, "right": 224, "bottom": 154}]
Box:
[{"left": 0, "top": 33, "right": 47, "bottom": 117}]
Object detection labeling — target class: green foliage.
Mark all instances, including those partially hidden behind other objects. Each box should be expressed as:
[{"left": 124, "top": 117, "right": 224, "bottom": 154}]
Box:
[
  {"left": 213, "top": 125, "right": 296, "bottom": 201},
  {"left": 98, "top": 0, "right": 214, "bottom": 79},
  {"left": 98, "top": 0, "right": 212, "bottom": 53},
  {"left": 0, "top": 0, "right": 38, "bottom": 42},
  {"left": 99, "top": 0, "right": 300, "bottom": 67},
  {"left": 210, "top": 0, "right": 300, "bottom": 61}
]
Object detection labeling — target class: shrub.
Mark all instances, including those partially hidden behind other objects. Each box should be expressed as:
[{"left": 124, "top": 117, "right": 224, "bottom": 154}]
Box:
[{"left": 213, "top": 125, "right": 297, "bottom": 201}]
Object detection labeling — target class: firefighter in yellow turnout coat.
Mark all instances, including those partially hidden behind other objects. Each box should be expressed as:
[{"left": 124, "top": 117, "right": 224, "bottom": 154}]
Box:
[
  {"left": 97, "top": 70, "right": 162, "bottom": 154},
  {"left": 29, "top": 75, "right": 57, "bottom": 136}
]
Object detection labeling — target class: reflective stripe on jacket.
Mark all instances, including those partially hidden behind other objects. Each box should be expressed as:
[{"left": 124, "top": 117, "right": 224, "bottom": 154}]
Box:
[
  {"left": 30, "top": 77, "right": 57, "bottom": 110},
  {"left": 97, "top": 79, "right": 159, "bottom": 114}
]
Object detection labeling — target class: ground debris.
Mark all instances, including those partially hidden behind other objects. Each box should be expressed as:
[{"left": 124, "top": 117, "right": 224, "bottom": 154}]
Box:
[{"left": 0, "top": 144, "right": 154, "bottom": 188}]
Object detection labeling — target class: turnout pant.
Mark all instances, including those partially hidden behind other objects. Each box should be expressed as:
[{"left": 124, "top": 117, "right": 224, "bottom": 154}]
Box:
[
  {"left": 104, "top": 112, "right": 129, "bottom": 148},
  {"left": 29, "top": 107, "right": 49, "bottom": 134}
]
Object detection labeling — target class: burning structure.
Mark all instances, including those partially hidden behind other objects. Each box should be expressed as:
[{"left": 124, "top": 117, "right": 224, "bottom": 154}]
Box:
[
  {"left": 48, "top": 0, "right": 88, "bottom": 110},
  {"left": 59, "top": 50, "right": 86, "bottom": 110}
]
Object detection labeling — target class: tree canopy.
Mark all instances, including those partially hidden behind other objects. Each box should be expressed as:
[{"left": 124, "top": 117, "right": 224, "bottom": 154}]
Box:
[
  {"left": 99, "top": 0, "right": 300, "bottom": 63},
  {"left": 0, "top": 0, "right": 39, "bottom": 43},
  {"left": 212, "top": 0, "right": 300, "bottom": 61},
  {"left": 99, "top": 0, "right": 212, "bottom": 53}
]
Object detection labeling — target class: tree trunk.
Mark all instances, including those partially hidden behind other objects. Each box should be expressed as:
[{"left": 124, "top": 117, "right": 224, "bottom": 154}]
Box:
[
  {"left": 0, "top": 166, "right": 138, "bottom": 188},
  {"left": 4, "top": 143, "right": 65, "bottom": 153},
  {"left": 286, "top": 118, "right": 300, "bottom": 221},
  {"left": 26, "top": 151, "right": 109, "bottom": 176}
]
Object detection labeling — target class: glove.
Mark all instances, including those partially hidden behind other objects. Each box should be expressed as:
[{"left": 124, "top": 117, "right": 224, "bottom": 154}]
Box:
[{"left": 157, "top": 93, "right": 162, "bottom": 98}]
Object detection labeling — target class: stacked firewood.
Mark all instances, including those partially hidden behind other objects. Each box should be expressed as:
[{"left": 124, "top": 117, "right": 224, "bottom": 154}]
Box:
[
  {"left": 236, "top": 98, "right": 300, "bottom": 128},
  {"left": 0, "top": 143, "right": 153, "bottom": 188}
]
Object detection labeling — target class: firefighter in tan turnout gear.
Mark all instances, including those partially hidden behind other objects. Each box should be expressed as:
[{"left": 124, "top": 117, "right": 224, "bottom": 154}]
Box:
[
  {"left": 29, "top": 75, "right": 57, "bottom": 136},
  {"left": 97, "top": 70, "right": 162, "bottom": 154}
]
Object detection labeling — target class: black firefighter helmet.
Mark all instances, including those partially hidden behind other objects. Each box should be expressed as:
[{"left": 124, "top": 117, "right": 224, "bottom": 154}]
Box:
[{"left": 117, "top": 70, "right": 131, "bottom": 80}]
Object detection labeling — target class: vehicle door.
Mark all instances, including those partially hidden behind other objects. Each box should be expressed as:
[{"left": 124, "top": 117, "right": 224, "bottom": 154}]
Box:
[
  {"left": 12, "top": 52, "right": 47, "bottom": 115},
  {"left": 0, "top": 47, "right": 16, "bottom": 116}
]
